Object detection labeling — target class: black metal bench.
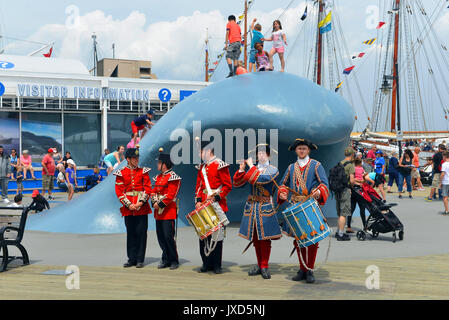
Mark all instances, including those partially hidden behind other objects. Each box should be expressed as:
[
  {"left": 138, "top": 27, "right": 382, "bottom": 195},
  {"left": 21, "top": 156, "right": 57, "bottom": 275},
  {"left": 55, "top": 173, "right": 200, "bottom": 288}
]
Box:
[{"left": 0, "top": 204, "right": 33, "bottom": 272}]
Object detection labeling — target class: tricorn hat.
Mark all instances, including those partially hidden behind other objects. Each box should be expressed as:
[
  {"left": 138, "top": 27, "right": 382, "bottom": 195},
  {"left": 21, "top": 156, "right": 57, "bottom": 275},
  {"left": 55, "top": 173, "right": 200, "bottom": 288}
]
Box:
[
  {"left": 125, "top": 148, "right": 140, "bottom": 159},
  {"left": 288, "top": 138, "right": 318, "bottom": 152}
]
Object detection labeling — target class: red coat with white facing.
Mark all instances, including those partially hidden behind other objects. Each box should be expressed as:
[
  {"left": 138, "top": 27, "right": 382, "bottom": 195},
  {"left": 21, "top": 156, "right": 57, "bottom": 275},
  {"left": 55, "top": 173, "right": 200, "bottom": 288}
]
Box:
[
  {"left": 114, "top": 166, "right": 152, "bottom": 217},
  {"left": 151, "top": 169, "right": 182, "bottom": 220},
  {"left": 195, "top": 157, "right": 232, "bottom": 212}
]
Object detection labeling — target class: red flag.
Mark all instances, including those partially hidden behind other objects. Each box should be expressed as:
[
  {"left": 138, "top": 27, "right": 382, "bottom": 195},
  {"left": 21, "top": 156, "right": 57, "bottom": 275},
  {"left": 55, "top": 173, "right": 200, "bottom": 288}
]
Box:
[
  {"left": 358, "top": 52, "right": 366, "bottom": 58},
  {"left": 43, "top": 47, "right": 53, "bottom": 58},
  {"left": 343, "top": 66, "right": 355, "bottom": 75},
  {"left": 376, "top": 22, "right": 386, "bottom": 29}
]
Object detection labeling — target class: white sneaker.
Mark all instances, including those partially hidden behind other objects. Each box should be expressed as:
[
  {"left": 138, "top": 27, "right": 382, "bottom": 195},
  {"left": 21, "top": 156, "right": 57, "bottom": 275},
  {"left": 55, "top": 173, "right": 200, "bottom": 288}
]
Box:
[{"left": 3, "top": 198, "right": 10, "bottom": 203}]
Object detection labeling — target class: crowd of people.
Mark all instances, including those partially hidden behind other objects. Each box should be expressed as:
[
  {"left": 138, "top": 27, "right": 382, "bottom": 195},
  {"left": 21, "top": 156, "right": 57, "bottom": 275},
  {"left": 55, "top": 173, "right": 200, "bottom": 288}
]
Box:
[
  {"left": 224, "top": 15, "right": 288, "bottom": 77},
  {"left": 333, "top": 140, "right": 449, "bottom": 239},
  {"left": 0, "top": 145, "right": 103, "bottom": 205}
]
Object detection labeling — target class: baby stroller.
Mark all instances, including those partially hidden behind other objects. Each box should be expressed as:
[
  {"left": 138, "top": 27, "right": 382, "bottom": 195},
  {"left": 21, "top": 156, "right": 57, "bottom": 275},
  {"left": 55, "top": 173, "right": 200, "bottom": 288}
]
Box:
[{"left": 351, "top": 183, "right": 404, "bottom": 243}]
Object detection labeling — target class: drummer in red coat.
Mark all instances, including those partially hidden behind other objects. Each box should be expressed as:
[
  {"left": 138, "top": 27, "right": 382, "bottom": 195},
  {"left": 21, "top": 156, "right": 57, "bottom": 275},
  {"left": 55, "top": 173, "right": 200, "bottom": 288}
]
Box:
[
  {"left": 114, "top": 148, "right": 152, "bottom": 268},
  {"left": 195, "top": 141, "right": 232, "bottom": 274},
  {"left": 151, "top": 148, "right": 182, "bottom": 270},
  {"left": 278, "top": 139, "right": 329, "bottom": 283}
]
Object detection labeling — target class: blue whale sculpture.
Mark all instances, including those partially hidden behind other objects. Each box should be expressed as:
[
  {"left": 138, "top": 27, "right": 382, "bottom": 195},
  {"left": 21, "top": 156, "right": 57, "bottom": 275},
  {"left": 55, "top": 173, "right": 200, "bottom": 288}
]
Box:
[{"left": 27, "top": 72, "right": 354, "bottom": 234}]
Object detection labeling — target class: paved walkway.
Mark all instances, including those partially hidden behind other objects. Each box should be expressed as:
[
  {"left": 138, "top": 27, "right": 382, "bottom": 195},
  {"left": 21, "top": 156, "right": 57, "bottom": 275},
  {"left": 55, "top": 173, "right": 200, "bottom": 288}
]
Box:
[{"left": 1, "top": 186, "right": 449, "bottom": 299}]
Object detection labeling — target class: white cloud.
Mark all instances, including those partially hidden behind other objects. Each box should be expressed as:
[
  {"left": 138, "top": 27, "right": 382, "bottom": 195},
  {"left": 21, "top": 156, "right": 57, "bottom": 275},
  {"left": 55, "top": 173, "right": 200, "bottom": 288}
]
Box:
[{"left": 6, "top": 4, "right": 309, "bottom": 80}]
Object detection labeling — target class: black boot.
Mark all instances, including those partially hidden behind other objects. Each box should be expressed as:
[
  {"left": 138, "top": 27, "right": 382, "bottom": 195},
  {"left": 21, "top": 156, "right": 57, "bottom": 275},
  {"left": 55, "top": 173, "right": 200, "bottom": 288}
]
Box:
[
  {"left": 292, "top": 270, "right": 306, "bottom": 281},
  {"left": 123, "top": 261, "right": 136, "bottom": 268},
  {"left": 306, "top": 270, "right": 315, "bottom": 284},
  {"left": 261, "top": 268, "right": 271, "bottom": 279},
  {"left": 248, "top": 265, "right": 261, "bottom": 276}
]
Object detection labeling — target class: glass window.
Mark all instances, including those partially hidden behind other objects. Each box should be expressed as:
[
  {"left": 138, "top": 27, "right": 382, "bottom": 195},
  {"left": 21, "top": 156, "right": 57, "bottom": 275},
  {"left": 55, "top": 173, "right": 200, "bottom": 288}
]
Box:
[
  {"left": 78, "top": 100, "right": 100, "bottom": 111},
  {"left": 62, "top": 99, "right": 77, "bottom": 110},
  {"left": 64, "top": 113, "right": 101, "bottom": 166},
  {"left": 107, "top": 114, "right": 139, "bottom": 151},
  {"left": 22, "top": 98, "right": 45, "bottom": 109},
  {"left": 21, "top": 112, "right": 62, "bottom": 162},
  {"left": 0, "top": 111, "right": 19, "bottom": 154}
]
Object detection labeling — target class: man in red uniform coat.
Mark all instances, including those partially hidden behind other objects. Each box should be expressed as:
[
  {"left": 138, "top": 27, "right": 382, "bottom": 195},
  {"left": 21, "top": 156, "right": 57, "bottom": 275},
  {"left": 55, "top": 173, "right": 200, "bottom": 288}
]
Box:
[
  {"left": 151, "top": 149, "right": 182, "bottom": 270},
  {"left": 114, "top": 148, "right": 152, "bottom": 268},
  {"left": 195, "top": 142, "right": 232, "bottom": 274}
]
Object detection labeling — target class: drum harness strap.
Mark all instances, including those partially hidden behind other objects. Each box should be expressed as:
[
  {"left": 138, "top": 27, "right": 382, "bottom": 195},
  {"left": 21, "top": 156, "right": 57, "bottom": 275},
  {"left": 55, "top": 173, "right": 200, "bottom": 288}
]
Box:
[{"left": 201, "top": 165, "right": 228, "bottom": 257}]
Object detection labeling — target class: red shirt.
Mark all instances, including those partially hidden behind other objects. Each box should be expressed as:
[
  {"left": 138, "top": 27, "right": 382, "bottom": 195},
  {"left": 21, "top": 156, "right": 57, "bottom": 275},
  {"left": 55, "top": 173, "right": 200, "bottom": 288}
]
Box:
[
  {"left": 151, "top": 170, "right": 182, "bottom": 220},
  {"left": 227, "top": 21, "right": 242, "bottom": 44},
  {"left": 42, "top": 154, "right": 56, "bottom": 175},
  {"left": 114, "top": 166, "right": 152, "bottom": 217},
  {"left": 195, "top": 158, "right": 232, "bottom": 212}
]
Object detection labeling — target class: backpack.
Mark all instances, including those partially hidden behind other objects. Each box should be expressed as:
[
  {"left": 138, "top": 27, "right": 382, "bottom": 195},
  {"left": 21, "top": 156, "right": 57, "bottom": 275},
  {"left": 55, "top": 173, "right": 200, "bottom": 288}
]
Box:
[{"left": 328, "top": 161, "right": 351, "bottom": 196}]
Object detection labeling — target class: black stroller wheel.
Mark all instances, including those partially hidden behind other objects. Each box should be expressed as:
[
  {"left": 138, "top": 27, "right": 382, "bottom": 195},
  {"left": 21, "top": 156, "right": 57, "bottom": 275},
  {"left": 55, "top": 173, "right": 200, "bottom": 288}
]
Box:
[
  {"left": 371, "top": 231, "right": 379, "bottom": 238},
  {"left": 357, "top": 231, "right": 366, "bottom": 241},
  {"left": 392, "top": 233, "right": 397, "bottom": 243},
  {"left": 399, "top": 230, "right": 404, "bottom": 241}
]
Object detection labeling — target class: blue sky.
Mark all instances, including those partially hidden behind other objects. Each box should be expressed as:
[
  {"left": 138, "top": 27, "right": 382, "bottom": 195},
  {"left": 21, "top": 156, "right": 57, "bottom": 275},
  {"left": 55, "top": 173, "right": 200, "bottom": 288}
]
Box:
[{"left": 1, "top": 0, "right": 449, "bottom": 131}]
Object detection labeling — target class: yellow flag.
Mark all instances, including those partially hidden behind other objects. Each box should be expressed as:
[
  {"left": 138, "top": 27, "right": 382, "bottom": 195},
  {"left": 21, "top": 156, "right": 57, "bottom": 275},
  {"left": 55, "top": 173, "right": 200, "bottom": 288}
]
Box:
[{"left": 318, "top": 11, "right": 332, "bottom": 28}]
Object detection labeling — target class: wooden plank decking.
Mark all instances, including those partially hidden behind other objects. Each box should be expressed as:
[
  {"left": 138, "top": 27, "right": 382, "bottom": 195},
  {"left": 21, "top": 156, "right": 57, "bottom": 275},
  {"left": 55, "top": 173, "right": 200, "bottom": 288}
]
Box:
[{"left": 1, "top": 254, "right": 449, "bottom": 300}]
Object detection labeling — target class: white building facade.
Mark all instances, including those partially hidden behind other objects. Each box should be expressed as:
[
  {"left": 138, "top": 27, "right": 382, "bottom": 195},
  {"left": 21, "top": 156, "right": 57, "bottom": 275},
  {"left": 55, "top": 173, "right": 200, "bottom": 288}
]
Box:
[{"left": 0, "top": 55, "right": 209, "bottom": 165}]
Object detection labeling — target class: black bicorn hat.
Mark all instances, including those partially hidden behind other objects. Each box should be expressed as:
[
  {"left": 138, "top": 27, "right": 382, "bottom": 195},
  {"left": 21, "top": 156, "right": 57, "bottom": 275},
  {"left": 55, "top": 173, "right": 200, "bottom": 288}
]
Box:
[
  {"left": 288, "top": 138, "right": 318, "bottom": 152},
  {"left": 125, "top": 148, "right": 140, "bottom": 159},
  {"left": 157, "top": 148, "right": 173, "bottom": 166}
]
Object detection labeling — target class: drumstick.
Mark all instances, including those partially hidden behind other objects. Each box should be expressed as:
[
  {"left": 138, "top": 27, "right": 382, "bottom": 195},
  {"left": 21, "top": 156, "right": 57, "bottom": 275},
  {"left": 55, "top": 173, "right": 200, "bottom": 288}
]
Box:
[{"left": 272, "top": 178, "right": 302, "bottom": 197}]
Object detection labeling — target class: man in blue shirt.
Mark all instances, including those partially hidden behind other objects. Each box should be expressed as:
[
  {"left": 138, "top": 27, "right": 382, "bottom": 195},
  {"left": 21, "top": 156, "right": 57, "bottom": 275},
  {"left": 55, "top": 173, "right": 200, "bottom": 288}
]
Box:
[{"left": 248, "top": 18, "right": 264, "bottom": 73}]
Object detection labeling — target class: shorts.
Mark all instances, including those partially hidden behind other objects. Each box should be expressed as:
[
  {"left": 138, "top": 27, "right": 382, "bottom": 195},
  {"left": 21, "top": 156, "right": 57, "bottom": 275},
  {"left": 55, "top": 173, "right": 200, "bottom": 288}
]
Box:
[
  {"left": 411, "top": 169, "right": 420, "bottom": 179},
  {"left": 58, "top": 181, "right": 68, "bottom": 192},
  {"left": 272, "top": 46, "right": 285, "bottom": 54},
  {"left": 226, "top": 41, "right": 241, "bottom": 61},
  {"left": 249, "top": 48, "right": 257, "bottom": 64},
  {"left": 442, "top": 185, "right": 449, "bottom": 197},
  {"left": 42, "top": 174, "right": 54, "bottom": 191},
  {"left": 105, "top": 160, "right": 114, "bottom": 168},
  {"left": 336, "top": 188, "right": 352, "bottom": 217},
  {"left": 131, "top": 121, "right": 145, "bottom": 134},
  {"left": 432, "top": 173, "right": 441, "bottom": 189},
  {"left": 374, "top": 173, "right": 386, "bottom": 187}
]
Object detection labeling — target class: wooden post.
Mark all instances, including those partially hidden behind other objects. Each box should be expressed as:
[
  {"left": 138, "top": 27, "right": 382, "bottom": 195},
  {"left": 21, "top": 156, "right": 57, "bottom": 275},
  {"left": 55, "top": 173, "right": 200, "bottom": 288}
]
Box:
[
  {"left": 316, "top": 0, "right": 324, "bottom": 86},
  {"left": 391, "top": 0, "right": 400, "bottom": 132},
  {"left": 205, "top": 29, "right": 209, "bottom": 82},
  {"left": 244, "top": 0, "right": 248, "bottom": 69}
]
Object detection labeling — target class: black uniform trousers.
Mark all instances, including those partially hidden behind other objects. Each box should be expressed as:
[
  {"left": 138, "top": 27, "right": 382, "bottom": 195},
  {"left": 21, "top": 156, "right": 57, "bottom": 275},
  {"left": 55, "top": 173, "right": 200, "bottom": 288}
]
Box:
[
  {"left": 124, "top": 215, "right": 148, "bottom": 264},
  {"left": 156, "top": 220, "right": 179, "bottom": 265},
  {"left": 199, "top": 234, "right": 223, "bottom": 270}
]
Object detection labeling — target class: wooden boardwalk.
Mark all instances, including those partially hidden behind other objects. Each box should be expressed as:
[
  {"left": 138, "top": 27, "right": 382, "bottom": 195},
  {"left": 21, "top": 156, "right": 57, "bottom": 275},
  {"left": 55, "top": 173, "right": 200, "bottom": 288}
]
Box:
[{"left": 1, "top": 253, "right": 449, "bottom": 300}]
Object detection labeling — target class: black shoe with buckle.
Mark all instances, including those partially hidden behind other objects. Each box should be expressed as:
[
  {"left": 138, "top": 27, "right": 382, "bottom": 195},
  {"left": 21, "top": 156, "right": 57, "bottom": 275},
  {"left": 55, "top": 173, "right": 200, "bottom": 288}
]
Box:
[
  {"left": 158, "top": 261, "right": 170, "bottom": 269},
  {"left": 305, "top": 271, "right": 315, "bottom": 283},
  {"left": 292, "top": 270, "right": 306, "bottom": 281},
  {"left": 123, "top": 261, "right": 137, "bottom": 268},
  {"left": 248, "top": 265, "right": 261, "bottom": 276},
  {"left": 261, "top": 268, "right": 271, "bottom": 279}
]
